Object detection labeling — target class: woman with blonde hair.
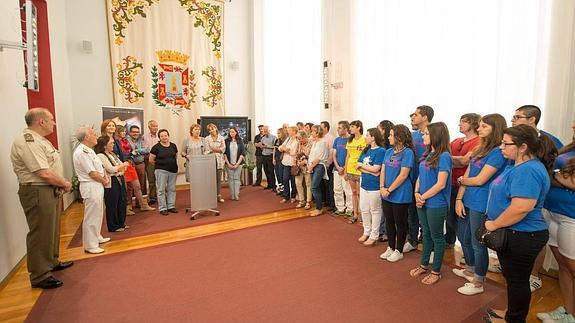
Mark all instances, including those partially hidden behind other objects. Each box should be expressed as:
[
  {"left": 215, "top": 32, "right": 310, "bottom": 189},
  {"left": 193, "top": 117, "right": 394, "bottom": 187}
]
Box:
[
  {"left": 294, "top": 130, "right": 312, "bottom": 210},
  {"left": 205, "top": 123, "right": 226, "bottom": 202},
  {"left": 278, "top": 126, "right": 299, "bottom": 203}
]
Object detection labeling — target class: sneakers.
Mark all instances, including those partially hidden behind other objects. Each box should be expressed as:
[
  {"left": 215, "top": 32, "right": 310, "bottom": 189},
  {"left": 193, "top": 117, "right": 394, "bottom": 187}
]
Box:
[
  {"left": 84, "top": 247, "right": 105, "bottom": 254},
  {"left": 457, "top": 282, "right": 484, "bottom": 296},
  {"left": 537, "top": 306, "right": 568, "bottom": 321},
  {"left": 403, "top": 242, "right": 417, "bottom": 253},
  {"left": 452, "top": 268, "right": 474, "bottom": 282},
  {"left": 380, "top": 247, "right": 393, "bottom": 260},
  {"left": 530, "top": 275, "right": 542, "bottom": 292},
  {"left": 387, "top": 250, "right": 403, "bottom": 262},
  {"left": 488, "top": 263, "right": 502, "bottom": 273}
]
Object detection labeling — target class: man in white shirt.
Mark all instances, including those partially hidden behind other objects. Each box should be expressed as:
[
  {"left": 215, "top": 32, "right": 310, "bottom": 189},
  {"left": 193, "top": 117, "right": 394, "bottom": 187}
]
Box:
[{"left": 73, "top": 127, "right": 109, "bottom": 254}]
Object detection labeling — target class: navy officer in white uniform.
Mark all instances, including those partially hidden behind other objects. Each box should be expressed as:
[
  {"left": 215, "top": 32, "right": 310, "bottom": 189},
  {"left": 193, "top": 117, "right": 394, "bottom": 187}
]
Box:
[{"left": 73, "top": 126, "right": 110, "bottom": 254}]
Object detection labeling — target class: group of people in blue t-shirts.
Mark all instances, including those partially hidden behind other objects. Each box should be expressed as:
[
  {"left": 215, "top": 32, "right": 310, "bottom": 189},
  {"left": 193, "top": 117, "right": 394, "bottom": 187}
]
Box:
[{"left": 337, "top": 104, "right": 574, "bottom": 323}]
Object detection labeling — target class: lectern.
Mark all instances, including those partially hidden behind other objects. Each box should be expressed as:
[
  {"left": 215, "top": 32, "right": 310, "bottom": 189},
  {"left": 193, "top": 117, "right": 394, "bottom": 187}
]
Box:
[{"left": 185, "top": 154, "right": 220, "bottom": 220}]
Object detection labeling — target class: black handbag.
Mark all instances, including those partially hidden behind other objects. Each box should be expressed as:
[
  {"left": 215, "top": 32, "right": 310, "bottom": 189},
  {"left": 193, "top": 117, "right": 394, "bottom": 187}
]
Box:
[{"left": 475, "top": 222, "right": 507, "bottom": 252}]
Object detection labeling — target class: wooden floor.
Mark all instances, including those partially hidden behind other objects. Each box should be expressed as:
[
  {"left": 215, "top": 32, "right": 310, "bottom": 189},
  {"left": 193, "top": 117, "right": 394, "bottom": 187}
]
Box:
[{"left": 0, "top": 194, "right": 564, "bottom": 322}]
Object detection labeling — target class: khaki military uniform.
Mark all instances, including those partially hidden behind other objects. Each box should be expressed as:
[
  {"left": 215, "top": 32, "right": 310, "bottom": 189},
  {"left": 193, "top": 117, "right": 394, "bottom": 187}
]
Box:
[
  {"left": 10, "top": 129, "right": 64, "bottom": 284},
  {"left": 73, "top": 143, "right": 106, "bottom": 251}
]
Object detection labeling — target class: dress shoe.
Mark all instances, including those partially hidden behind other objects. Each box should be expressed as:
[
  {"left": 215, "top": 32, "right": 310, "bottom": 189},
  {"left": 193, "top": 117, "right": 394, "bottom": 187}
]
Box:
[
  {"left": 32, "top": 276, "right": 63, "bottom": 289},
  {"left": 168, "top": 208, "right": 179, "bottom": 213},
  {"left": 160, "top": 210, "right": 168, "bottom": 215},
  {"left": 84, "top": 247, "right": 105, "bottom": 254},
  {"left": 99, "top": 237, "right": 111, "bottom": 244},
  {"left": 52, "top": 261, "right": 74, "bottom": 272}
]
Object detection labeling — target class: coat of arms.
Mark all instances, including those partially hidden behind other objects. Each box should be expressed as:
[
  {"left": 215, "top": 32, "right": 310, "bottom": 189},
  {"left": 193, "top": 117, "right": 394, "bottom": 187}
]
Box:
[{"left": 151, "top": 50, "right": 197, "bottom": 114}]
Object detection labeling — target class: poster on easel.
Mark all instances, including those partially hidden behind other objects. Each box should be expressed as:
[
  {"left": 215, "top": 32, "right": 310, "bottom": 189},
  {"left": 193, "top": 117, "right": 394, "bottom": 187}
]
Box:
[{"left": 102, "top": 106, "right": 145, "bottom": 135}]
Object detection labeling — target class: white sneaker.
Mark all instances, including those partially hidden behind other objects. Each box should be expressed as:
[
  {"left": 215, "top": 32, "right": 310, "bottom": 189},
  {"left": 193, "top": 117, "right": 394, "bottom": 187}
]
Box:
[
  {"left": 457, "top": 282, "right": 484, "bottom": 296},
  {"left": 98, "top": 237, "right": 111, "bottom": 244},
  {"left": 379, "top": 247, "right": 393, "bottom": 260},
  {"left": 547, "top": 314, "right": 575, "bottom": 323},
  {"left": 403, "top": 242, "right": 417, "bottom": 253},
  {"left": 84, "top": 247, "right": 105, "bottom": 254},
  {"left": 530, "top": 275, "right": 542, "bottom": 292},
  {"left": 537, "top": 306, "right": 567, "bottom": 321},
  {"left": 452, "top": 268, "right": 474, "bottom": 282},
  {"left": 387, "top": 250, "right": 404, "bottom": 262},
  {"left": 429, "top": 251, "right": 434, "bottom": 265},
  {"left": 488, "top": 263, "right": 501, "bottom": 273}
]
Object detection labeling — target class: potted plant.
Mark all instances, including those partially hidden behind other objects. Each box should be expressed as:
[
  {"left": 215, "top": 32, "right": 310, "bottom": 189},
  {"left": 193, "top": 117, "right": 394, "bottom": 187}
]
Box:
[{"left": 70, "top": 174, "right": 82, "bottom": 202}]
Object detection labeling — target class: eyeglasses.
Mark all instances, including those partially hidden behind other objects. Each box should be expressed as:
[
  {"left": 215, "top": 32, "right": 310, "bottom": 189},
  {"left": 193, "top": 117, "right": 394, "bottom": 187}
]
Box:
[
  {"left": 511, "top": 115, "right": 529, "bottom": 121},
  {"left": 500, "top": 141, "right": 516, "bottom": 146}
]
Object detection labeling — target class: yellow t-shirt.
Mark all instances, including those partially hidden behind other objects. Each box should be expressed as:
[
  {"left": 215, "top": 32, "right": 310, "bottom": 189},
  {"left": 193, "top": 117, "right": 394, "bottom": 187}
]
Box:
[{"left": 345, "top": 136, "right": 366, "bottom": 175}]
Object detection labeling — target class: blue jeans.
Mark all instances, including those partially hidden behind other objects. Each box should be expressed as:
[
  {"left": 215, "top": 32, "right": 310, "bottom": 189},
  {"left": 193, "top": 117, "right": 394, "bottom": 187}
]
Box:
[
  {"left": 155, "top": 169, "right": 177, "bottom": 211},
  {"left": 445, "top": 190, "right": 459, "bottom": 244},
  {"left": 457, "top": 208, "right": 488, "bottom": 281},
  {"left": 311, "top": 165, "right": 325, "bottom": 210},
  {"left": 282, "top": 165, "right": 296, "bottom": 200},
  {"left": 275, "top": 162, "right": 284, "bottom": 188},
  {"left": 417, "top": 206, "right": 447, "bottom": 273}
]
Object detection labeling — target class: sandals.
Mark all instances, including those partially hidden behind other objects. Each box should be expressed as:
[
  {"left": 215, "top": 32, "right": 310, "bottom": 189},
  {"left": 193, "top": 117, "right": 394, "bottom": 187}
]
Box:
[
  {"left": 347, "top": 216, "right": 358, "bottom": 224},
  {"left": 304, "top": 203, "right": 311, "bottom": 210},
  {"left": 410, "top": 266, "right": 429, "bottom": 277},
  {"left": 422, "top": 272, "right": 442, "bottom": 285}
]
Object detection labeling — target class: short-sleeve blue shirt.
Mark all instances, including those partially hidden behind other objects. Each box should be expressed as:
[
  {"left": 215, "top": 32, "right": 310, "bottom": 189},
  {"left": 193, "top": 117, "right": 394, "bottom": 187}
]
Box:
[
  {"left": 383, "top": 148, "right": 414, "bottom": 204},
  {"left": 541, "top": 130, "right": 563, "bottom": 150},
  {"left": 544, "top": 150, "right": 575, "bottom": 218},
  {"left": 358, "top": 147, "right": 386, "bottom": 191},
  {"left": 333, "top": 136, "right": 348, "bottom": 168},
  {"left": 487, "top": 159, "right": 550, "bottom": 232},
  {"left": 418, "top": 151, "right": 452, "bottom": 208},
  {"left": 463, "top": 148, "right": 507, "bottom": 213}
]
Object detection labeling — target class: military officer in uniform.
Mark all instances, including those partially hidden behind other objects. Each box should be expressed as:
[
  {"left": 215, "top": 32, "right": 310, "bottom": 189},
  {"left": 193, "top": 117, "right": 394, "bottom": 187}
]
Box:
[
  {"left": 10, "top": 108, "right": 73, "bottom": 289},
  {"left": 73, "top": 126, "right": 110, "bottom": 254}
]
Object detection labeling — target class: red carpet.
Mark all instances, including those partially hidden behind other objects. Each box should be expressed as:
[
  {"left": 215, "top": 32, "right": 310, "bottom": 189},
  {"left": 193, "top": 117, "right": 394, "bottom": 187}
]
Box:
[
  {"left": 31, "top": 216, "right": 505, "bottom": 322},
  {"left": 67, "top": 186, "right": 295, "bottom": 248}
]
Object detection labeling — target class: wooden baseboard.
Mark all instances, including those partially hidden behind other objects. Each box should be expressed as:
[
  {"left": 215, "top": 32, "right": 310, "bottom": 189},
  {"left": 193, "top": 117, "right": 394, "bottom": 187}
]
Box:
[{"left": 0, "top": 255, "right": 26, "bottom": 292}]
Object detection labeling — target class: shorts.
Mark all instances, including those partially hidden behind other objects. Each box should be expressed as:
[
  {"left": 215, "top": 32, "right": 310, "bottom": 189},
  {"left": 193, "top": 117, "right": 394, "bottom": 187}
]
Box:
[
  {"left": 545, "top": 208, "right": 575, "bottom": 260},
  {"left": 345, "top": 174, "right": 360, "bottom": 182}
]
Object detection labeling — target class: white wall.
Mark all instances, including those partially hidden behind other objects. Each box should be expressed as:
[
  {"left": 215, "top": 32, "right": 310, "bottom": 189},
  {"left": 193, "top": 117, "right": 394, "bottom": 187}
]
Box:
[{"left": 0, "top": 0, "right": 33, "bottom": 283}]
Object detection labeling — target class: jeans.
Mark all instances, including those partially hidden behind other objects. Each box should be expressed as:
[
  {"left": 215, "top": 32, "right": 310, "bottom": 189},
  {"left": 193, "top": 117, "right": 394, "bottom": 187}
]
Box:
[
  {"left": 360, "top": 188, "right": 383, "bottom": 240},
  {"left": 274, "top": 161, "right": 284, "bottom": 188},
  {"left": 445, "top": 189, "right": 458, "bottom": 244},
  {"left": 417, "top": 206, "right": 447, "bottom": 273},
  {"left": 407, "top": 200, "right": 420, "bottom": 247},
  {"left": 226, "top": 165, "right": 242, "bottom": 200},
  {"left": 282, "top": 165, "right": 296, "bottom": 200},
  {"left": 155, "top": 169, "right": 177, "bottom": 212},
  {"left": 322, "top": 164, "right": 335, "bottom": 208},
  {"left": 311, "top": 165, "right": 325, "bottom": 210},
  {"left": 498, "top": 229, "right": 548, "bottom": 323},
  {"left": 382, "top": 200, "right": 409, "bottom": 251},
  {"left": 457, "top": 208, "right": 488, "bottom": 281}
]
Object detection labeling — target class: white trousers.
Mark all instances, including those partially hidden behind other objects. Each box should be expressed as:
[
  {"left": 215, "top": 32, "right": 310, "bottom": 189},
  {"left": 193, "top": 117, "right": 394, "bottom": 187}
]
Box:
[
  {"left": 333, "top": 171, "right": 353, "bottom": 212},
  {"left": 80, "top": 182, "right": 105, "bottom": 250},
  {"left": 360, "top": 188, "right": 383, "bottom": 240}
]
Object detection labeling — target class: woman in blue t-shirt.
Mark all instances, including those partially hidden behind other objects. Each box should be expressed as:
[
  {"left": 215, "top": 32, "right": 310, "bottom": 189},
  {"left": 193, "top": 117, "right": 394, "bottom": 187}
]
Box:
[
  {"left": 379, "top": 125, "right": 415, "bottom": 263},
  {"left": 409, "top": 122, "right": 452, "bottom": 285},
  {"left": 452, "top": 114, "right": 507, "bottom": 296},
  {"left": 483, "top": 125, "right": 556, "bottom": 323},
  {"left": 356, "top": 128, "right": 386, "bottom": 246},
  {"left": 538, "top": 122, "right": 575, "bottom": 322}
]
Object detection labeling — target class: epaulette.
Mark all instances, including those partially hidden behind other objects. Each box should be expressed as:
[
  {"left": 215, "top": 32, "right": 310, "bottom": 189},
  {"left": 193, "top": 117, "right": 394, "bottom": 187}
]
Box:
[{"left": 24, "top": 133, "right": 34, "bottom": 142}]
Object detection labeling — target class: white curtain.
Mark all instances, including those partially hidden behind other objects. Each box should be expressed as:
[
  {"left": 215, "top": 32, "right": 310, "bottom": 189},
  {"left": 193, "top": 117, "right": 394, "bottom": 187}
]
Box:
[
  {"left": 352, "top": 0, "right": 551, "bottom": 136},
  {"left": 255, "top": 0, "right": 322, "bottom": 130}
]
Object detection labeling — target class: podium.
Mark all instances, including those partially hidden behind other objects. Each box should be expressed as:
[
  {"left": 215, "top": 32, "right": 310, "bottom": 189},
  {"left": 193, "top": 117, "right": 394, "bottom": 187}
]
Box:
[{"left": 185, "top": 154, "right": 220, "bottom": 220}]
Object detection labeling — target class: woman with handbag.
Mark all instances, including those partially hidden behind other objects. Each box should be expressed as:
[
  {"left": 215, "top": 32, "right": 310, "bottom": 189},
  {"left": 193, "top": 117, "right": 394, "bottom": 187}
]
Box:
[
  {"left": 536, "top": 121, "right": 575, "bottom": 322},
  {"left": 452, "top": 114, "right": 508, "bottom": 296},
  {"left": 409, "top": 122, "right": 452, "bottom": 285},
  {"left": 294, "top": 130, "right": 312, "bottom": 210},
  {"left": 278, "top": 126, "right": 299, "bottom": 204},
  {"left": 482, "top": 125, "right": 556, "bottom": 323}
]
